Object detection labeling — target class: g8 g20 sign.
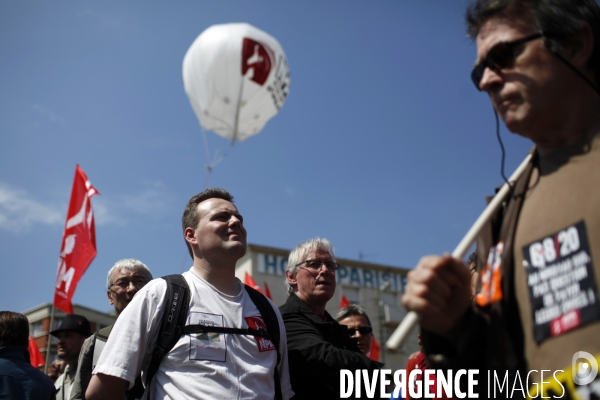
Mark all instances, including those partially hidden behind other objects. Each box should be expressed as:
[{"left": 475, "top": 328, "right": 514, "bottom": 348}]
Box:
[{"left": 256, "top": 253, "right": 406, "bottom": 293}]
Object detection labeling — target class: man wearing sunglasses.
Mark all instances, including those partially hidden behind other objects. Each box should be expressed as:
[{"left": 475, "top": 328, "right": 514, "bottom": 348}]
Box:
[
  {"left": 280, "top": 238, "right": 382, "bottom": 399},
  {"left": 336, "top": 305, "right": 374, "bottom": 357},
  {"left": 402, "top": 0, "right": 600, "bottom": 398}
]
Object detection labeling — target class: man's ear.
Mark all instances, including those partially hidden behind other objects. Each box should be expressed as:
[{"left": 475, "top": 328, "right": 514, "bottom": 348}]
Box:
[
  {"left": 184, "top": 226, "right": 197, "bottom": 246},
  {"left": 285, "top": 270, "right": 297, "bottom": 286},
  {"left": 565, "top": 22, "right": 595, "bottom": 71},
  {"left": 107, "top": 290, "right": 114, "bottom": 306}
]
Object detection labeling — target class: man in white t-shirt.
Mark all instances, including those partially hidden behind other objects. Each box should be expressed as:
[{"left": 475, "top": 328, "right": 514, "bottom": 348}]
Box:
[{"left": 86, "top": 188, "right": 293, "bottom": 400}]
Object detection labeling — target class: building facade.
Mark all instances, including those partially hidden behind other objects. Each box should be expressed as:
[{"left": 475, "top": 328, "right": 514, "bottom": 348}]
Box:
[{"left": 235, "top": 244, "right": 420, "bottom": 370}]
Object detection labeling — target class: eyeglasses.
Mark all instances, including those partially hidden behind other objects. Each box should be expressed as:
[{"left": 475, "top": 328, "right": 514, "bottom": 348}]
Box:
[
  {"left": 296, "top": 259, "right": 339, "bottom": 272},
  {"left": 347, "top": 326, "right": 373, "bottom": 336},
  {"left": 110, "top": 277, "right": 148, "bottom": 291},
  {"left": 471, "top": 33, "right": 543, "bottom": 90}
]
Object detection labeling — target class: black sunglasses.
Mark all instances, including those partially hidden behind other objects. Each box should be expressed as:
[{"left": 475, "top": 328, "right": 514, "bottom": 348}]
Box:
[
  {"left": 347, "top": 326, "right": 373, "bottom": 336},
  {"left": 471, "top": 33, "right": 543, "bottom": 90}
]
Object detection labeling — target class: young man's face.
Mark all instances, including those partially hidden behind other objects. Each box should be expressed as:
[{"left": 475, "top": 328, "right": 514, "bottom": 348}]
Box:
[
  {"left": 189, "top": 198, "right": 247, "bottom": 260},
  {"left": 475, "top": 15, "right": 577, "bottom": 145}
]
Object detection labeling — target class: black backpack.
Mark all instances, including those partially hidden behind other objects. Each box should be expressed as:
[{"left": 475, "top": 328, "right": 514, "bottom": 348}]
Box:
[{"left": 128, "top": 274, "right": 282, "bottom": 400}]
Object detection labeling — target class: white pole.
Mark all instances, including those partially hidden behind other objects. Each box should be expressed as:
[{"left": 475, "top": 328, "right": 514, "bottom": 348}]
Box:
[
  {"left": 386, "top": 151, "right": 534, "bottom": 351},
  {"left": 44, "top": 305, "right": 56, "bottom": 373},
  {"left": 230, "top": 74, "right": 246, "bottom": 146}
]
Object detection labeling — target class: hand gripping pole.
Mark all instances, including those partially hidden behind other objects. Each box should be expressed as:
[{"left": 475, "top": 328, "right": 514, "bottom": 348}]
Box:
[{"left": 386, "top": 151, "right": 534, "bottom": 351}]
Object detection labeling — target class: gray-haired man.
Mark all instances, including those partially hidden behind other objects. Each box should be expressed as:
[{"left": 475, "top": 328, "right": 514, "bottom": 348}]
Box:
[{"left": 70, "top": 259, "right": 152, "bottom": 400}]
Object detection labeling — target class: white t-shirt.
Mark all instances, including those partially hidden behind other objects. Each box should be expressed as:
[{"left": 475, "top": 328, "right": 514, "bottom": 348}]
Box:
[{"left": 93, "top": 268, "right": 293, "bottom": 400}]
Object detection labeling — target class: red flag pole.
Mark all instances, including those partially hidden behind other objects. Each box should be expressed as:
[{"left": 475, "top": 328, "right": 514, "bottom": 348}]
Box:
[
  {"left": 48, "top": 165, "right": 98, "bottom": 369},
  {"left": 43, "top": 305, "right": 56, "bottom": 373},
  {"left": 53, "top": 165, "right": 99, "bottom": 314}
]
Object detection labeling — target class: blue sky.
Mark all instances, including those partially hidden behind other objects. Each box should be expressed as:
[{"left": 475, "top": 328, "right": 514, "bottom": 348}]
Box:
[{"left": 0, "top": 1, "right": 532, "bottom": 314}]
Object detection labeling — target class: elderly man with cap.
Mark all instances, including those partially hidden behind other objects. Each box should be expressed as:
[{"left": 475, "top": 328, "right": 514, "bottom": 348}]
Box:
[{"left": 51, "top": 314, "right": 91, "bottom": 400}]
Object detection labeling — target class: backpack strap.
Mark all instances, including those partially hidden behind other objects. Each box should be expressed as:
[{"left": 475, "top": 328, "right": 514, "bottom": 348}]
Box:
[
  {"left": 91, "top": 333, "right": 103, "bottom": 370},
  {"left": 97, "top": 325, "right": 113, "bottom": 338},
  {"left": 92, "top": 325, "right": 114, "bottom": 368},
  {"left": 182, "top": 324, "right": 271, "bottom": 337},
  {"left": 143, "top": 274, "right": 190, "bottom": 392},
  {"left": 126, "top": 375, "right": 145, "bottom": 400},
  {"left": 244, "top": 284, "right": 282, "bottom": 400}
]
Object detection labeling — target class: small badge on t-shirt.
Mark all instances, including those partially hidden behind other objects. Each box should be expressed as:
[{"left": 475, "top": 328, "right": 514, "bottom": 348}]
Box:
[
  {"left": 244, "top": 316, "right": 275, "bottom": 352},
  {"left": 522, "top": 220, "right": 600, "bottom": 343},
  {"left": 189, "top": 312, "right": 227, "bottom": 361},
  {"left": 476, "top": 241, "right": 505, "bottom": 306}
]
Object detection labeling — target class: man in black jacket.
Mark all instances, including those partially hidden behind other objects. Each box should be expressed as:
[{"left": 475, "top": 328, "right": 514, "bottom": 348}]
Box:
[
  {"left": 280, "top": 237, "right": 382, "bottom": 399},
  {"left": 0, "top": 311, "right": 56, "bottom": 400}
]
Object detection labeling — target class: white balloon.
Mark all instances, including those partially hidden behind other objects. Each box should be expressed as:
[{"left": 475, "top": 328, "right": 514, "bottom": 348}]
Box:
[{"left": 183, "top": 23, "right": 290, "bottom": 142}]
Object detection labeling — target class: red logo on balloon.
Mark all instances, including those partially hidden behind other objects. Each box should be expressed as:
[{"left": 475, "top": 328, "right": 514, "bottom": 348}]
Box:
[{"left": 241, "top": 38, "right": 273, "bottom": 86}]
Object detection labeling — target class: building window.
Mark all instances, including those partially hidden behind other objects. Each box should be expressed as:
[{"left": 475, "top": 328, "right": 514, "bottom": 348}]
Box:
[{"left": 30, "top": 321, "right": 44, "bottom": 338}]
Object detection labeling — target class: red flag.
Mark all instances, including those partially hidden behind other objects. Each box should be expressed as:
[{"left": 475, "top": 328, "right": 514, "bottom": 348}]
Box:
[
  {"left": 369, "top": 336, "right": 381, "bottom": 362},
  {"left": 339, "top": 294, "right": 351, "bottom": 309},
  {"left": 28, "top": 336, "right": 45, "bottom": 368},
  {"left": 244, "top": 272, "right": 263, "bottom": 294},
  {"left": 263, "top": 281, "right": 273, "bottom": 300},
  {"left": 53, "top": 165, "right": 99, "bottom": 314}
]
